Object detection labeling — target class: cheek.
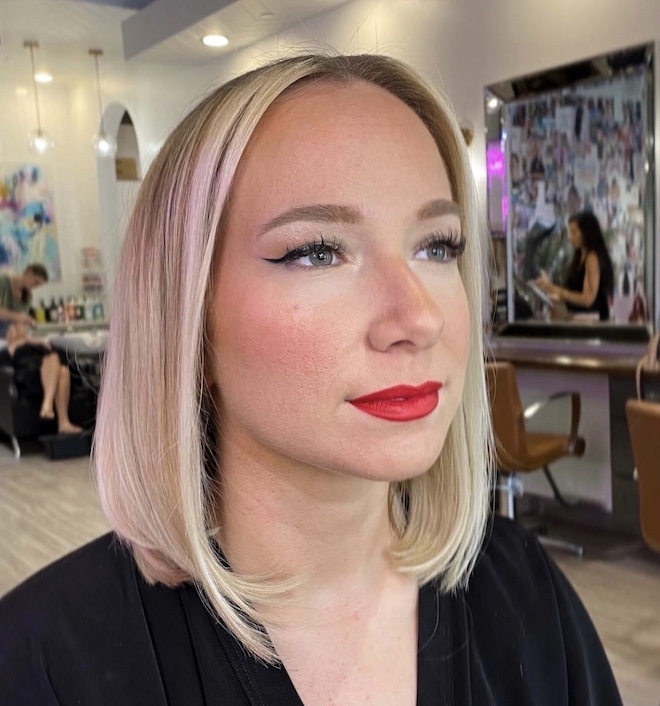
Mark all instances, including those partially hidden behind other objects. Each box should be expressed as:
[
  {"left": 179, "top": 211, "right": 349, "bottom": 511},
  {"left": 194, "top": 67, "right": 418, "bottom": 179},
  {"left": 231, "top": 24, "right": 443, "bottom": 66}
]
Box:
[{"left": 211, "top": 283, "right": 345, "bottom": 404}]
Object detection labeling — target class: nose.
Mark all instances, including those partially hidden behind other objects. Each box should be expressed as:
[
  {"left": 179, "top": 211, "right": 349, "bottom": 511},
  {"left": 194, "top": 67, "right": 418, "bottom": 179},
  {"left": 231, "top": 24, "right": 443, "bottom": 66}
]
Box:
[{"left": 366, "top": 256, "right": 445, "bottom": 353}]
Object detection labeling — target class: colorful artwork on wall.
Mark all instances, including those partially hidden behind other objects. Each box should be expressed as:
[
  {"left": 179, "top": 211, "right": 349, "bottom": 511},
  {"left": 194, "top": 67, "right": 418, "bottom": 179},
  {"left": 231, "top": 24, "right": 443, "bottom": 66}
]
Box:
[{"left": 0, "top": 164, "right": 61, "bottom": 281}]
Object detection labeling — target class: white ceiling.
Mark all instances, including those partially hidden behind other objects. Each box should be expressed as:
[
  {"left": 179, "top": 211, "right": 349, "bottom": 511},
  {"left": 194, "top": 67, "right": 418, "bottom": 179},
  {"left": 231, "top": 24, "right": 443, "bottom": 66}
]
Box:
[{"left": 0, "top": 0, "right": 353, "bottom": 87}]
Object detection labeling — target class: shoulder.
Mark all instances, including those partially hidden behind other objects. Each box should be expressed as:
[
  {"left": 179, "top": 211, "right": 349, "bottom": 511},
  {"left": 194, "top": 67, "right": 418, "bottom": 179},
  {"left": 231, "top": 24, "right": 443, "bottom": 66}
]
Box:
[
  {"left": 1, "top": 532, "right": 132, "bottom": 621},
  {"left": 464, "top": 517, "right": 622, "bottom": 704},
  {"left": 0, "top": 533, "right": 161, "bottom": 704},
  {"left": 584, "top": 251, "right": 600, "bottom": 269},
  {"left": 468, "top": 516, "right": 556, "bottom": 612},
  {"left": 475, "top": 514, "right": 548, "bottom": 575},
  {"left": 0, "top": 533, "right": 137, "bottom": 651}
]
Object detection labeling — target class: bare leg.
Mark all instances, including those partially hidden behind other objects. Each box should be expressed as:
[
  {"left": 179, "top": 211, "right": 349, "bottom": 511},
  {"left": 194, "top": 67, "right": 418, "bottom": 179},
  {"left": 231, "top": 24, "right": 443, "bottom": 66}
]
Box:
[
  {"left": 39, "top": 353, "right": 60, "bottom": 419},
  {"left": 54, "top": 364, "right": 82, "bottom": 434}
]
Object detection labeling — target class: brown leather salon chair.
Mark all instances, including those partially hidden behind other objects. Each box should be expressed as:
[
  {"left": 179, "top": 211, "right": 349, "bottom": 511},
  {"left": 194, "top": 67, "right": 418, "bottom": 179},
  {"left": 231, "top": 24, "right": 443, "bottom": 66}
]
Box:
[
  {"left": 625, "top": 399, "right": 660, "bottom": 554},
  {"left": 485, "top": 361, "right": 586, "bottom": 556}
]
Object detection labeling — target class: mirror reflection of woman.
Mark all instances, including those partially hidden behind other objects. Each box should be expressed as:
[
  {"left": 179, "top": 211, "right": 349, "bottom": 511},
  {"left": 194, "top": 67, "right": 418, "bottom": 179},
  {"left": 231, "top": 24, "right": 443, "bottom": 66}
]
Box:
[
  {"left": 1, "top": 54, "right": 621, "bottom": 705},
  {"left": 537, "top": 210, "right": 614, "bottom": 321}
]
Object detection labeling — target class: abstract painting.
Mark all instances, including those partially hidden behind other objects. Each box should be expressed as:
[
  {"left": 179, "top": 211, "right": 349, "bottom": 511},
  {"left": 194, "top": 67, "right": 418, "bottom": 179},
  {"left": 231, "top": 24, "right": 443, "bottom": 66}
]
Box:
[{"left": 0, "top": 164, "right": 61, "bottom": 281}]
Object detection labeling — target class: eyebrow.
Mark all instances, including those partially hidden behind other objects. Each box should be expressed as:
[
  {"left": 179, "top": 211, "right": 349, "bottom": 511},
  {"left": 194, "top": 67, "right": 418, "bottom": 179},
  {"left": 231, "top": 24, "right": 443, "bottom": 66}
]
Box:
[
  {"left": 416, "top": 199, "right": 462, "bottom": 221},
  {"left": 259, "top": 204, "right": 361, "bottom": 234},
  {"left": 259, "top": 198, "right": 461, "bottom": 235}
]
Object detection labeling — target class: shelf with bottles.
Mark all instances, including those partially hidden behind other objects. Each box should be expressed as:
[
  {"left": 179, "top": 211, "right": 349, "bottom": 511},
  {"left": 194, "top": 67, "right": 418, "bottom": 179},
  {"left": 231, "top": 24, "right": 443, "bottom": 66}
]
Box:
[{"left": 31, "top": 295, "right": 106, "bottom": 326}]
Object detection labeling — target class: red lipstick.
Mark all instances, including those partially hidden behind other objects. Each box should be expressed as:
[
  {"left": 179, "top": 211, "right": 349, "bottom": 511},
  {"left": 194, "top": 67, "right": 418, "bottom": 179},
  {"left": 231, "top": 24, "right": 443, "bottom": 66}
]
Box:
[{"left": 348, "top": 382, "right": 442, "bottom": 422}]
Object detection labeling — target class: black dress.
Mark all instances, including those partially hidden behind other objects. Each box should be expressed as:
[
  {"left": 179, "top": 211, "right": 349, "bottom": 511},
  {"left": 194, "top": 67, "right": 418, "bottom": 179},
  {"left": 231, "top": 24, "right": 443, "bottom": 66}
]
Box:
[
  {"left": 0, "top": 517, "right": 622, "bottom": 705},
  {"left": 564, "top": 257, "right": 610, "bottom": 321},
  {"left": 0, "top": 343, "right": 52, "bottom": 401}
]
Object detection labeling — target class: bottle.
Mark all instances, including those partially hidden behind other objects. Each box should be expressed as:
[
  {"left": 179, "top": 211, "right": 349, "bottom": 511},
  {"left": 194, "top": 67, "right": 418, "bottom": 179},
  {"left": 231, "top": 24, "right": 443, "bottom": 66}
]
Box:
[
  {"left": 66, "top": 296, "right": 77, "bottom": 322},
  {"left": 48, "top": 298, "right": 59, "bottom": 323},
  {"left": 57, "top": 297, "right": 66, "bottom": 323},
  {"left": 34, "top": 300, "right": 47, "bottom": 324},
  {"left": 84, "top": 296, "right": 95, "bottom": 322},
  {"left": 76, "top": 295, "right": 85, "bottom": 321},
  {"left": 92, "top": 298, "right": 105, "bottom": 322}
]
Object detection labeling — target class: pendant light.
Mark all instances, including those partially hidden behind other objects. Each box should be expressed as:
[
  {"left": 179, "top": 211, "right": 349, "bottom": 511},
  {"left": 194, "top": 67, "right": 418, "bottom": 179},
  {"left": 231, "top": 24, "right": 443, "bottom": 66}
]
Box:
[
  {"left": 89, "top": 49, "right": 117, "bottom": 158},
  {"left": 24, "top": 41, "right": 54, "bottom": 154}
]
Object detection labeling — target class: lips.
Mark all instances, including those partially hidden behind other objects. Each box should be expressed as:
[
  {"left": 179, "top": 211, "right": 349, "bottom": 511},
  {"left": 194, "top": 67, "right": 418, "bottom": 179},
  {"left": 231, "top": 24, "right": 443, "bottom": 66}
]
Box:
[{"left": 348, "top": 382, "right": 442, "bottom": 422}]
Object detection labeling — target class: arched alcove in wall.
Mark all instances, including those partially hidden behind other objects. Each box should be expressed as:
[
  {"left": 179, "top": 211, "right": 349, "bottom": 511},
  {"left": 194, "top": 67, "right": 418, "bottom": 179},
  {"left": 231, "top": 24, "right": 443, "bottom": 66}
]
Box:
[{"left": 96, "top": 103, "right": 141, "bottom": 311}]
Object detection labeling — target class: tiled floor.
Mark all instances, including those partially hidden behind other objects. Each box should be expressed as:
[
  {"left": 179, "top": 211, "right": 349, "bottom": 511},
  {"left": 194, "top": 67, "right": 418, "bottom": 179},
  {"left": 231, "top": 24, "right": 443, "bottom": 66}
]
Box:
[{"left": 1, "top": 443, "right": 659, "bottom": 705}]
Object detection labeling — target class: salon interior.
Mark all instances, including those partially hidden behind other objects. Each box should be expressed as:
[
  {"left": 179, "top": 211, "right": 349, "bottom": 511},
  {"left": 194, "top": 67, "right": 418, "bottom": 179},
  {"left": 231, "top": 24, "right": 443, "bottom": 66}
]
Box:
[{"left": 0, "top": 0, "right": 659, "bottom": 702}]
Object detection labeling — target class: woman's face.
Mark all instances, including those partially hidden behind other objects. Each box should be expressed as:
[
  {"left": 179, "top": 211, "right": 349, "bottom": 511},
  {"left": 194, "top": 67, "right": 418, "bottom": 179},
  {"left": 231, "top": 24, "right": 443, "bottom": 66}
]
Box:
[
  {"left": 569, "top": 221, "right": 583, "bottom": 249},
  {"left": 208, "top": 81, "right": 470, "bottom": 482}
]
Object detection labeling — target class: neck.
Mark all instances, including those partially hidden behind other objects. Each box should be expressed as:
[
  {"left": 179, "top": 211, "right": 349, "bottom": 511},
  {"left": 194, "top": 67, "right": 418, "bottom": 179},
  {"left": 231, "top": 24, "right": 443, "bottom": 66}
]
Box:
[{"left": 215, "top": 434, "right": 397, "bottom": 614}]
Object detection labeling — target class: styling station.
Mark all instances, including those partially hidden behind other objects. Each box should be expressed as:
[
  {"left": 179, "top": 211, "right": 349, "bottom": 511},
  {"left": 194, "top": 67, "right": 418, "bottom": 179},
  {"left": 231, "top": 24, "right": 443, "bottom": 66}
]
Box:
[{"left": 484, "top": 43, "right": 659, "bottom": 537}]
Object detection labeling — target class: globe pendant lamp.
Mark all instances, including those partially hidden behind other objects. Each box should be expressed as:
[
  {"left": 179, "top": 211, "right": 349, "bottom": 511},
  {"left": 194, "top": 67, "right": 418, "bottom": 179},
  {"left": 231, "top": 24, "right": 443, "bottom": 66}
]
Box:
[
  {"left": 89, "top": 49, "right": 117, "bottom": 158},
  {"left": 24, "top": 41, "right": 54, "bottom": 154}
]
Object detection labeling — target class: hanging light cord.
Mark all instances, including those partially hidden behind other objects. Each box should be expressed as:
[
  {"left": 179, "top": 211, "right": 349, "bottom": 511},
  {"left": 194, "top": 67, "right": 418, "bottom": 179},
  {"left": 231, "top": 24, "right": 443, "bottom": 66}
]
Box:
[
  {"left": 27, "top": 42, "right": 42, "bottom": 134},
  {"left": 91, "top": 50, "right": 106, "bottom": 135}
]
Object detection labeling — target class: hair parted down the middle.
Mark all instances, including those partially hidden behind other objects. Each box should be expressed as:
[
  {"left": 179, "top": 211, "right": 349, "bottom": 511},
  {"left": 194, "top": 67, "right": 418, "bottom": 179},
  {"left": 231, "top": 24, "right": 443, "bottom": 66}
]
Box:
[{"left": 93, "top": 52, "right": 493, "bottom": 663}]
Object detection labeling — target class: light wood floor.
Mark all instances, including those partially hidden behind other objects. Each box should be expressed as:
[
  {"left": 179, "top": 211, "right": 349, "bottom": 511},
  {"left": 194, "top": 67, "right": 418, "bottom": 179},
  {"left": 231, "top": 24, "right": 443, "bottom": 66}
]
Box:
[{"left": 1, "top": 445, "right": 659, "bottom": 706}]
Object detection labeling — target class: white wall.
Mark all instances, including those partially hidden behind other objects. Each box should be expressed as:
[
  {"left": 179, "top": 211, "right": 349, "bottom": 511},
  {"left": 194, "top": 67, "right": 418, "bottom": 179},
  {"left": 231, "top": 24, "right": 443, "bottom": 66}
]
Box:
[
  {"left": 112, "top": 0, "right": 660, "bottom": 295},
  {"left": 182, "top": 0, "right": 660, "bottom": 207},
  {"left": 1, "top": 0, "right": 658, "bottom": 306},
  {"left": 0, "top": 79, "right": 100, "bottom": 304}
]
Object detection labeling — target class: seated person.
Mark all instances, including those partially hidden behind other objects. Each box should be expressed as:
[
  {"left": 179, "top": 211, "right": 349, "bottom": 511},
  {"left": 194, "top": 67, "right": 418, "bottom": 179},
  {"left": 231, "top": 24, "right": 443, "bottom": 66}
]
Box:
[
  {"left": 0, "top": 263, "right": 48, "bottom": 337},
  {"left": 0, "top": 323, "right": 82, "bottom": 435},
  {"left": 536, "top": 211, "right": 614, "bottom": 321}
]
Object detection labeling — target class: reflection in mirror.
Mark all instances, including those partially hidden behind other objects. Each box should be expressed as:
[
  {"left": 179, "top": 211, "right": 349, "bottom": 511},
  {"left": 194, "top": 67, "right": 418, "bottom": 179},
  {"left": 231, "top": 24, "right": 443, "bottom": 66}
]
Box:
[{"left": 485, "top": 44, "right": 655, "bottom": 335}]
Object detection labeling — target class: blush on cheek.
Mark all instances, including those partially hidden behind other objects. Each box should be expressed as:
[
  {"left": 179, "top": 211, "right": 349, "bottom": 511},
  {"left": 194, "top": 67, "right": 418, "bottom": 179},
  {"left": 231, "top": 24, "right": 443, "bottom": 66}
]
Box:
[{"left": 212, "top": 290, "right": 341, "bottom": 404}]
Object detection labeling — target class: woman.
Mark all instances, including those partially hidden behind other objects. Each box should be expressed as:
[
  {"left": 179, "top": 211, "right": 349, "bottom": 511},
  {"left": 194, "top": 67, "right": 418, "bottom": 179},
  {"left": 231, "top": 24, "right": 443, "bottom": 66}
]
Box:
[
  {"left": 537, "top": 210, "right": 614, "bottom": 321},
  {"left": 0, "top": 54, "right": 621, "bottom": 704},
  {"left": 0, "top": 323, "right": 82, "bottom": 434}
]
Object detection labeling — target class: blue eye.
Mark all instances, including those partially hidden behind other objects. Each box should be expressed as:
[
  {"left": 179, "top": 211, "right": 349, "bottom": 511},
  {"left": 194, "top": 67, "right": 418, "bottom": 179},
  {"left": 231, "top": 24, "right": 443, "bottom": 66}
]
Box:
[
  {"left": 265, "top": 236, "right": 345, "bottom": 268},
  {"left": 416, "top": 234, "right": 466, "bottom": 263},
  {"left": 305, "top": 246, "right": 336, "bottom": 267}
]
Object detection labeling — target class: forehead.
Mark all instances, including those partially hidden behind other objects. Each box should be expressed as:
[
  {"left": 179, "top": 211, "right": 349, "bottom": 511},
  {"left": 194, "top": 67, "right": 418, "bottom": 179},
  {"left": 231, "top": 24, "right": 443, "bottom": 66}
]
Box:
[
  {"left": 255, "top": 79, "right": 438, "bottom": 157},
  {"left": 229, "top": 80, "right": 452, "bottom": 215}
]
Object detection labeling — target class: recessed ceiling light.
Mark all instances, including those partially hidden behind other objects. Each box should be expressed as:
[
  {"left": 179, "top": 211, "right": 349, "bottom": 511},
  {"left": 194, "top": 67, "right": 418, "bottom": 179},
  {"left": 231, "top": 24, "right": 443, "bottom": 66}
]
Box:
[
  {"left": 34, "top": 71, "right": 53, "bottom": 84},
  {"left": 202, "top": 34, "right": 229, "bottom": 48},
  {"left": 15, "top": 86, "right": 29, "bottom": 96}
]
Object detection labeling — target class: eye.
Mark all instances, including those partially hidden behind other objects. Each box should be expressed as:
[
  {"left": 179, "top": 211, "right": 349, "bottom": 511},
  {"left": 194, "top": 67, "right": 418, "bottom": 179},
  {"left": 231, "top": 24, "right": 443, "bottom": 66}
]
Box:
[
  {"left": 415, "top": 234, "right": 466, "bottom": 263},
  {"left": 304, "top": 245, "right": 336, "bottom": 267},
  {"left": 265, "top": 236, "right": 346, "bottom": 268}
]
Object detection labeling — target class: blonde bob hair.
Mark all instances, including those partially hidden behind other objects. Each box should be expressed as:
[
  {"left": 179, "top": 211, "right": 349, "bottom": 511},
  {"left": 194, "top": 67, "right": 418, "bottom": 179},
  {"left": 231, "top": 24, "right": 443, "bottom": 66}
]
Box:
[{"left": 94, "top": 53, "right": 493, "bottom": 662}]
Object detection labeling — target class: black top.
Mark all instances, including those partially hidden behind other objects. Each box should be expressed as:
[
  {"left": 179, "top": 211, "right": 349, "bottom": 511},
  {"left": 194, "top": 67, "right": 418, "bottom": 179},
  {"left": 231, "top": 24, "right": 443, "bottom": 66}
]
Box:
[
  {"left": 0, "top": 517, "right": 622, "bottom": 705},
  {"left": 564, "top": 257, "right": 610, "bottom": 321}
]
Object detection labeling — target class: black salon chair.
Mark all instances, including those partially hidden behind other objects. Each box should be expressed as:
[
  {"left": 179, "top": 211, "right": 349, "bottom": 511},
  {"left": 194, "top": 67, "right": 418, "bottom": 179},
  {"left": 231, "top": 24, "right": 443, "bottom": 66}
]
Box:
[{"left": 0, "top": 358, "right": 99, "bottom": 459}]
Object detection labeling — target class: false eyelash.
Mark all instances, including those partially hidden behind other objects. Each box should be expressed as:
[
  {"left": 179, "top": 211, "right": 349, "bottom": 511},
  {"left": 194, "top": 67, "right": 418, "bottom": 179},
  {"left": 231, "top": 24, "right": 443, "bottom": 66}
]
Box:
[
  {"left": 265, "top": 235, "right": 347, "bottom": 264},
  {"left": 418, "top": 232, "right": 466, "bottom": 258}
]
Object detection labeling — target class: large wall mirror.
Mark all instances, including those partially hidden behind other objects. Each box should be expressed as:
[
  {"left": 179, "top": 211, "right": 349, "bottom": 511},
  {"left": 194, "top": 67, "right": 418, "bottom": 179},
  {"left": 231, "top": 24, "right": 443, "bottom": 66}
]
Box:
[{"left": 485, "top": 43, "right": 655, "bottom": 334}]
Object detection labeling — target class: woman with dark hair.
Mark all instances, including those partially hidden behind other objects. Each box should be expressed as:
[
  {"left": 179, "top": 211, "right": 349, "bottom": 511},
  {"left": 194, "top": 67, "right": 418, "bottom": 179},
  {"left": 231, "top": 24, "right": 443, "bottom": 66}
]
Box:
[{"left": 538, "top": 210, "right": 614, "bottom": 321}]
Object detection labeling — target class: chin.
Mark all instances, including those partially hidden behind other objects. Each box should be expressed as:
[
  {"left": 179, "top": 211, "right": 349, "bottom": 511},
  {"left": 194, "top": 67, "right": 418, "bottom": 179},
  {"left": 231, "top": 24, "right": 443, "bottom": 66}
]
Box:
[{"left": 336, "top": 438, "right": 446, "bottom": 483}]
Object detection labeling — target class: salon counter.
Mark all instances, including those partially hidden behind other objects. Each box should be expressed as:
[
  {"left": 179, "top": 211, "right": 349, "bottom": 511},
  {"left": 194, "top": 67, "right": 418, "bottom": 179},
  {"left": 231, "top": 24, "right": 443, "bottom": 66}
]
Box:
[
  {"left": 488, "top": 335, "right": 646, "bottom": 374},
  {"left": 488, "top": 330, "right": 654, "bottom": 534}
]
